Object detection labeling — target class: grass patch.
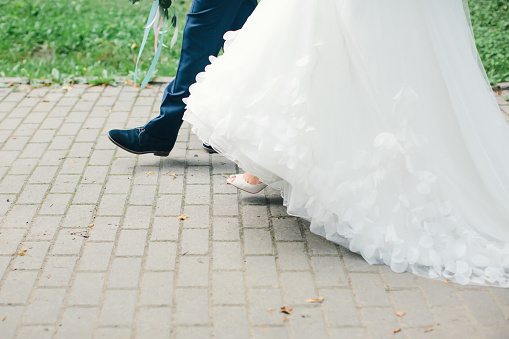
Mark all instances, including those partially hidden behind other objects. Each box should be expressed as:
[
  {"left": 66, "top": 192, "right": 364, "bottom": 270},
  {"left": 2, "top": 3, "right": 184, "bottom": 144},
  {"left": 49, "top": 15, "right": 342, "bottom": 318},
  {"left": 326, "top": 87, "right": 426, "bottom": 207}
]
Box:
[
  {"left": 0, "top": 0, "right": 192, "bottom": 84},
  {"left": 0, "top": 0, "right": 507, "bottom": 85},
  {"left": 469, "top": 0, "right": 509, "bottom": 84}
]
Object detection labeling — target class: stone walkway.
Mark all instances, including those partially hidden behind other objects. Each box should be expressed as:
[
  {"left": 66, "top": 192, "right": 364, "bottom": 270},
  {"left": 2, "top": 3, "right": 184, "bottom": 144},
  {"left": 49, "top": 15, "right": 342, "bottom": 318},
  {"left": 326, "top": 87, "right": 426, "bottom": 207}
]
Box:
[{"left": 0, "top": 82, "right": 508, "bottom": 339}]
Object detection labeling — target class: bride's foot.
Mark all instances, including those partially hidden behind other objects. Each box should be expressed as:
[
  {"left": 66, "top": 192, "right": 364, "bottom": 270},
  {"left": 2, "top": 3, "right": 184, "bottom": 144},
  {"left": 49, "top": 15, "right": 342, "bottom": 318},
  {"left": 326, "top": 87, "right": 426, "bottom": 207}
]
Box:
[{"left": 227, "top": 173, "right": 267, "bottom": 194}]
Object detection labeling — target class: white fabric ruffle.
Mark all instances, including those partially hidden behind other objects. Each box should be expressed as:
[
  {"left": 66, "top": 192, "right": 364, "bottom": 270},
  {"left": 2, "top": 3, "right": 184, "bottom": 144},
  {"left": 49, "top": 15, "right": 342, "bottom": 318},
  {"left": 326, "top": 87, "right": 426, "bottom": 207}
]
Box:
[{"left": 183, "top": 0, "right": 509, "bottom": 287}]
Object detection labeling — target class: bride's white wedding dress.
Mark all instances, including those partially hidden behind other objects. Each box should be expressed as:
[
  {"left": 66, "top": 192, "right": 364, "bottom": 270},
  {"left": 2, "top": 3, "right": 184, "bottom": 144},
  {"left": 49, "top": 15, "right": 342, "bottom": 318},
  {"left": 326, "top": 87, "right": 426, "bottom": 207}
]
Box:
[{"left": 183, "top": 0, "right": 509, "bottom": 287}]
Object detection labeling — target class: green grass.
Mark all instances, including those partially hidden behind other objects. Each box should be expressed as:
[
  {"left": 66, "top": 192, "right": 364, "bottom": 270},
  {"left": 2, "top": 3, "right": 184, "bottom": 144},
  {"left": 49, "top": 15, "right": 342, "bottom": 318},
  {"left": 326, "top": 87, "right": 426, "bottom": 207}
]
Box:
[
  {"left": 469, "top": 0, "right": 509, "bottom": 84},
  {"left": 0, "top": 0, "right": 507, "bottom": 85},
  {"left": 0, "top": 0, "right": 192, "bottom": 84}
]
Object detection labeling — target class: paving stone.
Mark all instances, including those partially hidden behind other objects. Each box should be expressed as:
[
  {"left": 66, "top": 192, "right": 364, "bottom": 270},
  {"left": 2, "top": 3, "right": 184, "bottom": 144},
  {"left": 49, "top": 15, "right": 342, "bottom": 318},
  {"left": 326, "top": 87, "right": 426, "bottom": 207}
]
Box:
[
  {"left": 2, "top": 205, "right": 38, "bottom": 228},
  {"left": 129, "top": 185, "right": 157, "bottom": 206},
  {"left": 38, "top": 256, "right": 77, "bottom": 287},
  {"left": 61, "top": 204, "right": 95, "bottom": 228},
  {"left": 213, "top": 194, "right": 239, "bottom": 216},
  {"left": 104, "top": 176, "right": 131, "bottom": 194},
  {"left": 242, "top": 205, "right": 270, "bottom": 228},
  {"left": 281, "top": 271, "right": 317, "bottom": 305},
  {"left": 0, "top": 228, "right": 27, "bottom": 254},
  {"left": 135, "top": 307, "right": 172, "bottom": 338},
  {"left": 57, "top": 307, "right": 99, "bottom": 339},
  {"left": 213, "top": 241, "right": 242, "bottom": 270},
  {"left": 100, "top": 290, "right": 137, "bottom": 326},
  {"left": 108, "top": 257, "right": 142, "bottom": 288},
  {"left": 276, "top": 242, "right": 310, "bottom": 271},
  {"left": 245, "top": 256, "right": 279, "bottom": 288},
  {"left": 186, "top": 184, "right": 211, "bottom": 205},
  {"left": 17, "top": 184, "right": 49, "bottom": 204},
  {"left": 311, "top": 256, "right": 348, "bottom": 287},
  {"left": 175, "top": 288, "right": 210, "bottom": 325},
  {"left": 16, "top": 325, "right": 55, "bottom": 339},
  {"left": 78, "top": 242, "right": 114, "bottom": 271},
  {"left": 350, "top": 272, "right": 391, "bottom": 307},
  {"left": 243, "top": 229, "right": 274, "bottom": 255},
  {"left": 72, "top": 184, "right": 103, "bottom": 204},
  {"left": 145, "top": 241, "right": 177, "bottom": 271},
  {"left": 249, "top": 288, "right": 284, "bottom": 326},
  {"left": 0, "top": 270, "right": 38, "bottom": 304},
  {"left": 68, "top": 272, "right": 106, "bottom": 306},
  {"left": 174, "top": 326, "right": 213, "bottom": 339},
  {"left": 22, "top": 288, "right": 66, "bottom": 324},
  {"left": 155, "top": 194, "right": 182, "bottom": 216},
  {"left": 362, "top": 308, "right": 402, "bottom": 339},
  {"left": 81, "top": 166, "right": 109, "bottom": 184},
  {"left": 289, "top": 307, "right": 329, "bottom": 339},
  {"left": 320, "top": 288, "right": 362, "bottom": 327},
  {"left": 97, "top": 194, "right": 128, "bottom": 216},
  {"left": 139, "top": 272, "right": 174, "bottom": 306},
  {"left": 390, "top": 289, "right": 435, "bottom": 327},
  {"left": 181, "top": 228, "right": 209, "bottom": 255},
  {"left": 150, "top": 217, "right": 179, "bottom": 241},
  {"left": 177, "top": 256, "right": 209, "bottom": 287},
  {"left": 214, "top": 306, "right": 249, "bottom": 339},
  {"left": 50, "top": 174, "right": 80, "bottom": 193},
  {"left": 123, "top": 205, "right": 153, "bottom": 228},
  {"left": 12, "top": 241, "right": 50, "bottom": 270},
  {"left": 39, "top": 193, "right": 72, "bottom": 215},
  {"left": 252, "top": 327, "right": 289, "bottom": 339},
  {"left": 418, "top": 276, "right": 461, "bottom": 306},
  {"left": 95, "top": 328, "right": 131, "bottom": 339},
  {"left": 459, "top": 290, "right": 507, "bottom": 326},
  {"left": 213, "top": 271, "right": 246, "bottom": 305},
  {"left": 273, "top": 217, "right": 302, "bottom": 241},
  {"left": 51, "top": 229, "right": 85, "bottom": 255},
  {"left": 0, "top": 306, "right": 24, "bottom": 339},
  {"left": 182, "top": 205, "right": 210, "bottom": 228}
]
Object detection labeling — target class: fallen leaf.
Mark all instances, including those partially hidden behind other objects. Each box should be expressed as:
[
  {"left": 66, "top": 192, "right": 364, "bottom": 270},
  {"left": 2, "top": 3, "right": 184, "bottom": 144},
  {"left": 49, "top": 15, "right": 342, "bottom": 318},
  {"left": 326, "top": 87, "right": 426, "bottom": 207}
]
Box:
[
  {"left": 282, "top": 316, "right": 287, "bottom": 322},
  {"left": 444, "top": 280, "right": 449, "bottom": 284},
  {"left": 2, "top": 315, "right": 6, "bottom": 321},
  {"left": 280, "top": 307, "right": 294, "bottom": 315},
  {"left": 11, "top": 137, "right": 16, "bottom": 140},
  {"left": 43, "top": 98, "right": 50, "bottom": 102},
  {"left": 131, "top": 42, "right": 138, "bottom": 50},
  {"left": 62, "top": 86, "right": 73, "bottom": 92},
  {"left": 178, "top": 215, "right": 188, "bottom": 220},
  {"left": 222, "top": 174, "right": 230, "bottom": 179},
  {"left": 393, "top": 328, "right": 401, "bottom": 334},
  {"left": 169, "top": 173, "right": 177, "bottom": 179},
  {"left": 424, "top": 329, "right": 434, "bottom": 333},
  {"left": 88, "top": 223, "right": 94, "bottom": 228},
  {"left": 70, "top": 159, "right": 77, "bottom": 163},
  {"left": 195, "top": 168, "right": 201, "bottom": 171},
  {"left": 146, "top": 171, "right": 154, "bottom": 175},
  {"left": 396, "top": 311, "right": 406, "bottom": 317},
  {"left": 14, "top": 249, "right": 27, "bottom": 256},
  {"left": 306, "top": 296, "right": 325, "bottom": 304}
]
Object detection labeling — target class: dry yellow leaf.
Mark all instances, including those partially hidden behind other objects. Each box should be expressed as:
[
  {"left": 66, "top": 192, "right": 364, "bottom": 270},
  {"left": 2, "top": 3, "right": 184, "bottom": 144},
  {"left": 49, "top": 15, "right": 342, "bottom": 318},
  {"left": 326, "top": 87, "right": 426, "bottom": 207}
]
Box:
[
  {"left": 88, "top": 223, "right": 94, "bottom": 228},
  {"left": 146, "top": 171, "right": 154, "bottom": 175},
  {"left": 424, "top": 329, "right": 434, "bottom": 333},
  {"left": 131, "top": 42, "right": 138, "bottom": 50},
  {"left": 170, "top": 173, "right": 177, "bottom": 179},
  {"left": 2, "top": 315, "right": 6, "bottom": 321},
  {"left": 70, "top": 159, "right": 77, "bottom": 163},
  {"left": 14, "top": 249, "right": 27, "bottom": 256},
  {"left": 306, "top": 296, "right": 325, "bottom": 304},
  {"left": 444, "top": 280, "right": 449, "bottom": 284},
  {"left": 178, "top": 215, "right": 188, "bottom": 220},
  {"left": 395, "top": 311, "right": 405, "bottom": 317},
  {"left": 280, "top": 307, "right": 294, "bottom": 315},
  {"left": 393, "top": 328, "right": 401, "bottom": 334},
  {"left": 282, "top": 316, "right": 287, "bottom": 322}
]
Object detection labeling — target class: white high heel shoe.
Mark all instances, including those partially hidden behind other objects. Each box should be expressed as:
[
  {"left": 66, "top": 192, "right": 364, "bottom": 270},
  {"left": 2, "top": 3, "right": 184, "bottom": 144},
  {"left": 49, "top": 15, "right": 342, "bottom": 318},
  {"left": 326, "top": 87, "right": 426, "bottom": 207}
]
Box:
[{"left": 227, "top": 174, "right": 267, "bottom": 194}]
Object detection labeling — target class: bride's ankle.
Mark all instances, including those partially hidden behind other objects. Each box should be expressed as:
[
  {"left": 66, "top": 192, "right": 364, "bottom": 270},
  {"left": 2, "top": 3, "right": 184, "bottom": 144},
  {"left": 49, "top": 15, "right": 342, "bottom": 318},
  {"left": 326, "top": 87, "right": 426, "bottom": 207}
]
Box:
[{"left": 243, "top": 173, "right": 262, "bottom": 185}]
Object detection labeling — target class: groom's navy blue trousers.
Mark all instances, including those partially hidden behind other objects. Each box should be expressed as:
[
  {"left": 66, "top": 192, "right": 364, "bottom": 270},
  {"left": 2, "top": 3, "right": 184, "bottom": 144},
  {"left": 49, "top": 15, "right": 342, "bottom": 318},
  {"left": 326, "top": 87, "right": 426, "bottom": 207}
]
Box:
[{"left": 144, "top": 0, "right": 257, "bottom": 145}]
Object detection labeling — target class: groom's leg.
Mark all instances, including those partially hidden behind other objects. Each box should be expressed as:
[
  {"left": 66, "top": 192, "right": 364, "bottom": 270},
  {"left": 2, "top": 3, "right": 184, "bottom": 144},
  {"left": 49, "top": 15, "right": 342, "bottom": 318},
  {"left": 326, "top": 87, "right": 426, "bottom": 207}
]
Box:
[{"left": 143, "top": 0, "right": 258, "bottom": 146}]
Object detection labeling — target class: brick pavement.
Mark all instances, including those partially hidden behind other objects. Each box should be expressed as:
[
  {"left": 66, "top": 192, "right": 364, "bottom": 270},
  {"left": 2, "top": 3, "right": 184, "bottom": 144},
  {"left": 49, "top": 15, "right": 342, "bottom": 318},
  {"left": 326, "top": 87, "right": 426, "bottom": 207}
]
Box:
[{"left": 0, "top": 82, "right": 508, "bottom": 339}]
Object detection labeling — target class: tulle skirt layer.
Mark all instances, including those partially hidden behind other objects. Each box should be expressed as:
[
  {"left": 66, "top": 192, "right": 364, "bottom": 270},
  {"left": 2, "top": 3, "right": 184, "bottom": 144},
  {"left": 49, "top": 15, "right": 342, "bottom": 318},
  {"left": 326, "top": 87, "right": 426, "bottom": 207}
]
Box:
[{"left": 183, "top": 0, "right": 509, "bottom": 286}]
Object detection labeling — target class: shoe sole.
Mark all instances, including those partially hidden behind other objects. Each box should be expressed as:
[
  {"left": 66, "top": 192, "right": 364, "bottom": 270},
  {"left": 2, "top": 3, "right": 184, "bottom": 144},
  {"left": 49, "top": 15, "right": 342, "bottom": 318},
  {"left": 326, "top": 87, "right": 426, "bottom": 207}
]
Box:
[
  {"left": 202, "top": 145, "right": 217, "bottom": 153},
  {"left": 108, "top": 135, "right": 170, "bottom": 157}
]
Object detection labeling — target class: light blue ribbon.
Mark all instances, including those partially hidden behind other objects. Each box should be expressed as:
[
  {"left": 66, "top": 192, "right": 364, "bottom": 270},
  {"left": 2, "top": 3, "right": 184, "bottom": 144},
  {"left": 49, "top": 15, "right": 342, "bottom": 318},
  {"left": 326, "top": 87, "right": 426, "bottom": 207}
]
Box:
[{"left": 134, "top": 0, "right": 160, "bottom": 89}]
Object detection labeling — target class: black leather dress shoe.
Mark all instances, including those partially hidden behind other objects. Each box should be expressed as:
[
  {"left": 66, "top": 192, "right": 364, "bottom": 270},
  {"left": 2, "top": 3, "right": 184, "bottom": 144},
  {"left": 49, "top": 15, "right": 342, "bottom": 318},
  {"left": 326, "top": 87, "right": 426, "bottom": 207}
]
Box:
[
  {"left": 202, "top": 143, "right": 217, "bottom": 153},
  {"left": 108, "top": 127, "right": 173, "bottom": 157}
]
